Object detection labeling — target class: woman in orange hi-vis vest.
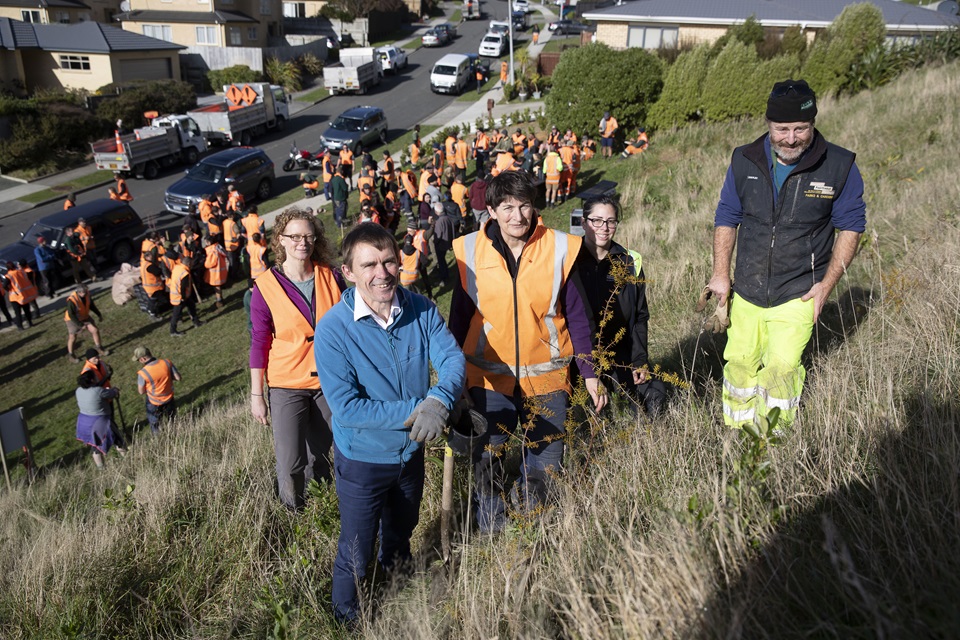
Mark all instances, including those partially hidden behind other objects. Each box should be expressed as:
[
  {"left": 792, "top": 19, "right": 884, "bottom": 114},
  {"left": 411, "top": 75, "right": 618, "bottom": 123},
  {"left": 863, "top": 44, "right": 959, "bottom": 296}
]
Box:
[{"left": 249, "top": 208, "right": 346, "bottom": 510}]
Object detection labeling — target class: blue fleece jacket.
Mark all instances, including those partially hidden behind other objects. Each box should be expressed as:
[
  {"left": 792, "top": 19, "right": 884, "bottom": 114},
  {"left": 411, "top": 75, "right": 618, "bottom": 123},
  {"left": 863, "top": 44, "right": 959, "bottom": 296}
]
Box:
[{"left": 314, "top": 286, "right": 466, "bottom": 464}]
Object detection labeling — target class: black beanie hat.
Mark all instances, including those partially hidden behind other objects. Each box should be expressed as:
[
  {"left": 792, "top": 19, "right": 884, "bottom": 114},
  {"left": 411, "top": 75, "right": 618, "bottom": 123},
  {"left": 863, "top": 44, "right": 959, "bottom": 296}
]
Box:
[{"left": 766, "top": 79, "right": 817, "bottom": 123}]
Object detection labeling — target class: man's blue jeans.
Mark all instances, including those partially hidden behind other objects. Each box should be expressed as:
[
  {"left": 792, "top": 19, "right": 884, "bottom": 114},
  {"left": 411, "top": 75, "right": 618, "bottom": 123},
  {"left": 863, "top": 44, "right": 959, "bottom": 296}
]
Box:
[{"left": 331, "top": 443, "right": 424, "bottom": 623}]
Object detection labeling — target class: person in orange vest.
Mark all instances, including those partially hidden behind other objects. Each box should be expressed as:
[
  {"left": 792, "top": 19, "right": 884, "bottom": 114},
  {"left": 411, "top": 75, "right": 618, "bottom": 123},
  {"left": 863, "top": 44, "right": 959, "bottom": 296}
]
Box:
[
  {"left": 500, "top": 59, "right": 508, "bottom": 85},
  {"left": 542, "top": 145, "right": 563, "bottom": 207},
  {"left": 241, "top": 206, "right": 266, "bottom": 247},
  {"left": 139, "top": 248, "right": 166, "bottom": 319},
  {"left": 599, "top": 110, "right": 619, "bottom": 158},
  {"left": 444, "top": 133, "right": 457, "bottom": 169},
  {"left": 431, "top": 142, "right": 444, "bottom": 171},
  {"left": 532, "top": 26, "right": 539, "bottom": 45},
  {"left": 409, "top": 138, "right": 421, "bottom": 168},
  {"left": 399, "top": 231, "right": 433, "bottom": 299},
  {"left": 558, "top": 139, "right": 577, "bottom": 202},
  {"left": 108, "top": 187, "right": 130, "bottom": 202},
  {"left": 475, "top": 65, "right": 485, "bottom": 93},
  {"left": 582, "top": 135, "right": 597, "bottom": 161},
  {"left": 0, "top": 272, "right": 15, "bottom": 328},
  {"left": 169, "top": 254, "right": 203, "bottom": 337},
  {"left": 134, "top": 345, "right": 182, "bottom": 434},
  {"left": 473, "top": 126, "right": 490, "bottom": 176},
  {"left": 198, "top": 194, "right": 221, "bottom": 238},
  {"left": 300, "top": 172, "right": 320, "bottom": 197},
  {"left": 357, "top": 166, "right": 376, "bottom": 195},
  {"left": 5, "top": 261, "right": 38, "bottom": 330},
  {"left": 74, "top": 217, "right": 98, "bottom": 268},
  {"left": 490, "top": 128, "right": 505, "bottom": 147},
  {"left": 179, "top": 224, "right": 200, "bottom": 266},
  {"left": 114, "top": 173, "right": 132, "bottom": 201},
  {"left": 64, "top": 193, "right": 76, "bottom": 210},
  {"left": 17, "top": 260, "right": 42, "bottom": 318},
  {"left": 80, "top": 347, "right": 113, "bottom": 388},
  {"left": 322, "top": 150, "right": 337, "bottom": 201},
  {"left": 222, "top": 211, "right": 242, "bottom": 280},
  {"left": 399, "top": 161, "right": 418, "bottom": 221},
  {"left": 417, "top": 163, "right": 435, "bottom": 202},
  {"left": 449, "top": 171, "right": 606, "bottom": 533},
  {"left": 379, "top": 149, "right": 396, "bottom": 197},
  {"left": 511, "top": 129, "right": 527, "bottom": 157},
  {"left": 246, "top": 232, "right": 269, "bottom": 286},
  {"left": 454, "top": 132, "right": 470, "bottom": 181},
  {"left": 562, "top": 128, "right": 578, "bottom": 146},
  {"left": 339, "top": 142, "right": 355, "bottom": 191},
  {"left": 202, "top": 236, "right": 228, "bottom": 308},
  {"left": 64, "top": 282, "right": 108, "bottom": 361},
  {"left": 249, "top": 208, "right": 346, "bottom": 510},
  {"left": 491, "top": 150, "right": 519, "bottom": 177},
  {"left": 620, "top": 127, "right": 649, "bottom": 158},
  {"left": 226, "top": 184, "right": 245, "bottom": 214},
  {"left": 450, "top": 173, "right": 469, "bottom": 218}
]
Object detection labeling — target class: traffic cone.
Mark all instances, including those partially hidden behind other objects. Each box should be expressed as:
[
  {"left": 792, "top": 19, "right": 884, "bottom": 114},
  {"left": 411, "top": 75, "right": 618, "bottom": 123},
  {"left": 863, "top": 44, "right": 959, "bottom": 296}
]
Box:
[{"left": 115, "top": 129, "right": 122, "bottom": 153}]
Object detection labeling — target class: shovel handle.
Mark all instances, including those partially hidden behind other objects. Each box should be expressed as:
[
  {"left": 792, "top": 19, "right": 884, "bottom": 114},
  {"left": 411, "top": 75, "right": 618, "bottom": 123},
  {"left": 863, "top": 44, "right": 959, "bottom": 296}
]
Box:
[{"left": 441, "top": 445, "right": 454, "bottom": 562}]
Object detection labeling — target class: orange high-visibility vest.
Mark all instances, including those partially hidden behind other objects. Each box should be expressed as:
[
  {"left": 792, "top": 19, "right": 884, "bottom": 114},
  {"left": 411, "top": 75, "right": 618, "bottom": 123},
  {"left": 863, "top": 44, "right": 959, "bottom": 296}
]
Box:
[
  {"left": 583, "top": 141, "right": 596, "bottom": 161},
  {"left": 63, "top": 290, "right": 90, "bottom": 321},
  {"left": 358, "top": 172, "right": 375, "bottom": 193},
  {"left": 141, "top": 238, "right": 164, "bottom": 259},
  {"left": 76, "top": 225, "right": 95, "bottom": 251},
  {"left": 399, "top": 249, "right": 420, "bottom": 286},
  {"left": 453, "top": 225, "right": 582, "bottom": 396},
  {"left": 247, "top": 242, "right": 268, "bottom": 279},
  {"left": 603, "top": 117, "right": 618, "bottom": 138},
  {"left": 8, "top": 268, "right": 38, "bottom": 305},
  {"left": 451, "top": 182, "right": 469, "bottom": 214},
  {"left": 254, "top": 264, "right": 341, "bottom": 389},
  {"left": 474, "top": 131, "right": 489, "bottom": 155},
  {"left": 432, "top": 148, "right": 444, "bottom": 169},
  {"left": 199, "top": 201, "right": 220, "bottom": 236},
  {"left": 339, "top": 148, "right": 354, "bottom": 171},
  {"left": 455, "top": 141, "right": 469, "bottom": 169},
  {"left": 512, "top": 133, "right": 526, "bottom": 156},
  {"left": 544, "top": 153, "right": 562, "bottom": 185},
  {"left": 64, "top": 199, "right": 75, "bottom": 210},
  {"left": 559, "top": 146, "right": 575, "bottom": 168},
  {"left": 410, "top": 142, "right": 421, "bottom": 165},
  {"left": 138, "top": 358, "right": 175, "bottom": 405},
  {"left": 140, "top": 260, "right": 164, "bottom": 297},
  {"left": 445, "top": 136, "right": 457, "bottom": 166},
  {"left": 401, "top": 170, "right": 418, "bottom": 199},
  {"left": 160, "top": 254, "right": 177, "bottom": 290},
  {"left": 170, "top": 263, "right": 191, "bottom": 306},
  {"left": 223, "top": 218, "right": 241, "bottom": 252},
  {"left": 81, "top": 358, "right": 111, "bottom": 388},
  {"left": 382, "top": 157, "right": 396, "bottom": 183},
  {"left": 203, "top": 244, "right": 228, "bottom": 286},
  {"left": 418, "top": 170, "right": 432, "bottom": 201},
  {"left": 493, "top": 152, "right": 516, "bottom": 176},
  {"left": 227, "top": 191, "right": 244, "bottom": 213},
  {"left": 413, "top": 229, "right": 429, "bottom": 257},
  {"left": 179, "top": 232, "right": 196, "bottom": 260}
]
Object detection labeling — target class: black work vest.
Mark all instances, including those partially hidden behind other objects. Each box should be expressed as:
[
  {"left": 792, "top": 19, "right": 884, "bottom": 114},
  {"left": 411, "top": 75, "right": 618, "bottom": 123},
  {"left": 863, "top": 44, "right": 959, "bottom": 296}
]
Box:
[{"left": 731, "top": 131, "right": 855, "bottom": 308}]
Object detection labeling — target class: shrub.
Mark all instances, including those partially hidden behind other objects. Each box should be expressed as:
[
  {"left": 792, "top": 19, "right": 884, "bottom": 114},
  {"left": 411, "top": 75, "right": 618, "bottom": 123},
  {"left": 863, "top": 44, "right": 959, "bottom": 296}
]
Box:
[
  {"left": 647, "top": 44, "right": 711, "bottom": 130},
  {"left": 545, "top": 43, "right": 663, "bottom": 138},
  {"left": 701, "top": 40, "right": 760, "bottom": 122},
  {"left": 802, "top": 3, "right": 885, "bottom": 96},
  {"left": 0, "top": 103, "right": 103, "bottom": 175},
  {"left": 206, "top": 65, "right": 262, "bottom": 91},
  {"left": 780, "top": 25, "right": 808, "bottom": 59},
  {"left": 263, "top": 57, "right": 302, "bottom": 93},
  {"left": 96, "top": 80, "right": 197, "bottom": 129},
  {"left": 297, "top": 52, "right": 324, "bottom": 76}
]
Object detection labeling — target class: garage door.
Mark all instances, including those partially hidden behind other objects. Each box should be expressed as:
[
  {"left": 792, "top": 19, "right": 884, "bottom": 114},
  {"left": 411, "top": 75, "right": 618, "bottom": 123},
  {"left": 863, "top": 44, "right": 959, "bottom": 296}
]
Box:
[{"left": 118, "top": 58, "right": 173, "bottom": 82}]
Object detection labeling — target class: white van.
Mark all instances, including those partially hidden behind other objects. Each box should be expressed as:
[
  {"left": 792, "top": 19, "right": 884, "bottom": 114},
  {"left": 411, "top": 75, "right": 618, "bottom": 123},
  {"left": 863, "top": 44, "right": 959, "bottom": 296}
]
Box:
[{"left": 430, "top": 53, "right": 472, "bottom": 95}]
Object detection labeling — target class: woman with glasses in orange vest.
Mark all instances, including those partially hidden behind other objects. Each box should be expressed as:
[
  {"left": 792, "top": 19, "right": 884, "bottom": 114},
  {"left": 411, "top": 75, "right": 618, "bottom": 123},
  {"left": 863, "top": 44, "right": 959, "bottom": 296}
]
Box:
[{"left": 249, "top": 208, "right": 346, "bottom": 511}]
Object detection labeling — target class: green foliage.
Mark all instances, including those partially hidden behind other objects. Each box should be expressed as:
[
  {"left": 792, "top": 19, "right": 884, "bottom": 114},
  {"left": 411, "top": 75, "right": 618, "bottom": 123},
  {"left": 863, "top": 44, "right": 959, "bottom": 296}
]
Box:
[
  {"left": 780, "top": 25, "right": 808, "bottom": 59},
  {"left": 207, "top": 65, "right": 262, "bottom": 91},
  {"left": 297, "top": 52, "right": 324, "bottom": 76},
  {"left": 0, "top": 101, "right": 104, "bottom": 174},
  {"left": 701, "top": 40, "right": 800, "bottom": 122},
  {"left": 802, "top": 2, "right": 886, "bottom": 96},
  {"left": 647, "top": 44, "right": 711, "bottom": 130},
  {"left": 264, "top": 57, "right": 302, "bottom": 92},
  {"left": 96, "top": 80, "right": 197, "bottom": 129},
  {"left": 545, "top": 43, "right": 663, "bottom": 137},
  {"left": 318, "top": 3, "right": 354, "bottom": 21},
  {"left": 712, "top": 15, "right": 765, "bottom": 55}
]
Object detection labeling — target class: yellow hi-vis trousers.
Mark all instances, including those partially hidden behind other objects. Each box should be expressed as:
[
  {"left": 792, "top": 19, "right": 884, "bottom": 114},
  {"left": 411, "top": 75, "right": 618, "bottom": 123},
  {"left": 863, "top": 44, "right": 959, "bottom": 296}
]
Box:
[{"left": 722, "top": 294, "right": 814, "bottom": 429}]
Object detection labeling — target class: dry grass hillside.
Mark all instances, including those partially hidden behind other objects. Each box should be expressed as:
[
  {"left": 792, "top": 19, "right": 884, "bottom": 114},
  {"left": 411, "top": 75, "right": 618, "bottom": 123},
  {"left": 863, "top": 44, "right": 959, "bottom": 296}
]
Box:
[{"left": 1, "top": 61, "right": 958, "bottom": 639}]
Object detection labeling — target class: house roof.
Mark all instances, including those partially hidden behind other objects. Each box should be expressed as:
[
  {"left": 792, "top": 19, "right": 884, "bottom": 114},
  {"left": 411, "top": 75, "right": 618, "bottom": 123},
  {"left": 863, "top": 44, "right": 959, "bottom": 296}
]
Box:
[
  {"left": 116, "top": 9, "right": 258, "bottom": 24},
  {"left": 0, "top": 18, "right": 185, "bottom": 51},
  {"left": 0, "top": 0, "right": 90, "bottom": 9},
  {"left": 582, "top": 0, "right": 960, "bottom": 32}
]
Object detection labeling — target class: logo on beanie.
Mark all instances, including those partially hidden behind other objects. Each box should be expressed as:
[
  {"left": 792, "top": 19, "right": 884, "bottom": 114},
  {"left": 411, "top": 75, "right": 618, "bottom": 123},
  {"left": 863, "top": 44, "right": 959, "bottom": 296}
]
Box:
[{"left": 801, "top": 99, "right": 814, "bottom": 111}]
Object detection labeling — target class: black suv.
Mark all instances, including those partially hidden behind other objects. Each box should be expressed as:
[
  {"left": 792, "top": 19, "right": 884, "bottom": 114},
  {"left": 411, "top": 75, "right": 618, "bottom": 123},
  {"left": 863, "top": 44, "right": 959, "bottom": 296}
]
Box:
[
  {"left": 0, "top": 199, "right": 146, "bottom": 276},
  {"left": 319, "top": 106, "right": 388, "bottom": 154},
  {"left": 164, "top": 147, "right": 274, "bottom": 215}
]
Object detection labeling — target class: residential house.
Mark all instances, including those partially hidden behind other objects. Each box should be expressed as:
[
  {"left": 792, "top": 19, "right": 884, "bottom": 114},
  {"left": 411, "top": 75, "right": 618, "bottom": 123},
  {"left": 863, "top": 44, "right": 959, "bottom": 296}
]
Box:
[
  {"left": 118, "top": 0, "right": 283, "bottom": 50},
  {"left": 0, "top": 17, "right": 183, "bottom": 93},
  {"left": 583, "top": 0, "right": 960, "bottom": 51},
  {"left": 0, "top": 0, "right": 122, "bottom": 25}
]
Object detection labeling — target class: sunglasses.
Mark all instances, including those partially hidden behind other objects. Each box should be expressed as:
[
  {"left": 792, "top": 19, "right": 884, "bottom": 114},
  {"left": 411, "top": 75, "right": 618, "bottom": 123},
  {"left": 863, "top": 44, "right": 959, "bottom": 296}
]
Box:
[{"left": 770, "top": 84, "right": 814, "bottom": 98}]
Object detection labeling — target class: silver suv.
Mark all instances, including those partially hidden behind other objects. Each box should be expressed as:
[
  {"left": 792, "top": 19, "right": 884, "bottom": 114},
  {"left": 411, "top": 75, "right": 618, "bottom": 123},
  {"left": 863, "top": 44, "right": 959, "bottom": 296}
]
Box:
[{"left": 319, "top": 106, "right": 389, "bottom": 154}]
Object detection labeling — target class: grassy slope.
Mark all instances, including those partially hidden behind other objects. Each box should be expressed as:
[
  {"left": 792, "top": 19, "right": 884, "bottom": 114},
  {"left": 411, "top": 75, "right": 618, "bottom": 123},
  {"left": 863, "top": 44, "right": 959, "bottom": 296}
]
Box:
[{"left": 1, "top": 61, "right": 958, "bottom": 638}]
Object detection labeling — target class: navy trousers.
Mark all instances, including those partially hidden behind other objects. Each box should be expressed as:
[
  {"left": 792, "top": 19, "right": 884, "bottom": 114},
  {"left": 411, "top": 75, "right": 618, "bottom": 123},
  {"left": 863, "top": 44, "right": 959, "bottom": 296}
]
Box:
[{"left": 332, "top": 443, "right": 424, "bottom": 623}]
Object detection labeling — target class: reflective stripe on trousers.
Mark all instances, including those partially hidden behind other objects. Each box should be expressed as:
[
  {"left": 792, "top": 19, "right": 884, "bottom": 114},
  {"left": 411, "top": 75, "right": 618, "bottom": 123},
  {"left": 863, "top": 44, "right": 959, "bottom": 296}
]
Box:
[{"left": 721, "top": 294, "right": 813, "bottom": 429}]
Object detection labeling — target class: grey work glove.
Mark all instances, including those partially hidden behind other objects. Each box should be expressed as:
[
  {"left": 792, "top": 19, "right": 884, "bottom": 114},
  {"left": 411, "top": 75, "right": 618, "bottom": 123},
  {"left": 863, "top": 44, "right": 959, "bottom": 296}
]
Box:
[{"left": 404, "top": 397, "right": 449, "bottom": 443}]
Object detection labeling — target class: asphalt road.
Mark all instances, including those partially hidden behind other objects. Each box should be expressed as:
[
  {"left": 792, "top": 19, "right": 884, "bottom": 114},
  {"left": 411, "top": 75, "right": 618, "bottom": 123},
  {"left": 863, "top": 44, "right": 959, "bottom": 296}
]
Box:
[{"left": 0, "top": 12, "right": 505, "bottom": 249}]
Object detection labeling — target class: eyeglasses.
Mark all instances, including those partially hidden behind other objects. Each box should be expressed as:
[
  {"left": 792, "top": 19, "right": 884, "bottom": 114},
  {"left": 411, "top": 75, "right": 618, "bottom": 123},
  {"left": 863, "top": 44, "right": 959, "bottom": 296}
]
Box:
[
  {"left": 585, "top": 217, "right": 618, "bottom": 230},
  {"left": 281, "top": 233, "right": 316, "bottom": 244},
  {"left": 770, "top": 84, "right": 814, "bottom": 98}
]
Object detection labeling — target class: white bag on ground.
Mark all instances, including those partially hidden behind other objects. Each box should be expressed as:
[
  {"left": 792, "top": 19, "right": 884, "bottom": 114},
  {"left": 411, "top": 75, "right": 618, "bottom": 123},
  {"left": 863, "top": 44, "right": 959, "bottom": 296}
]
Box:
[{"left": 111, "top": 263, "right": 140, "bottom": 306}]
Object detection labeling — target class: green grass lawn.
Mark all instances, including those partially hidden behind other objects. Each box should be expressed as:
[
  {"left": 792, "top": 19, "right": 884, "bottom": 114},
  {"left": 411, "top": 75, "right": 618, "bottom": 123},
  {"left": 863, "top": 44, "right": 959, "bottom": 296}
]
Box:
[
  {"left": 17, "top": 170, "right": 115, "bottom": 204},
  {"left": 402, "top": 38, "right": 421, "bottom": 50},
  {"left": 538, "top": 35, "right": 581, "bottom": 54},
  {"left": 296, "top": 86, "right": 329, "bottom": 103}
]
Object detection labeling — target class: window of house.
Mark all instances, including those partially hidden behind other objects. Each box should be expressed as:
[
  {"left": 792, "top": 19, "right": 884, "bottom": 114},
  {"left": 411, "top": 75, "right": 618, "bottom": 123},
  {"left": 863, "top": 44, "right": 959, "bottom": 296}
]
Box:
[
  {"left": 59, "top": 55, "right": 91, "bottom": 71},
  {"left": 21, "top": 10, "right": 41, "bottom": 23},
  {"left": 196, "top": 26, "right": 218, "bottom": 45},
  {"left": 143, "top": 24, "right": 173, "bottom": 41},
  {"left": 78, "top": 12, "right": 91, "bottom": 21},
  {"left": 260, "top": 0, "right": 271, "bottom": 15},
  {"left": 626, "top": 25, "right": 679, "bottom": 49},
  {"left": 56, "top": 12, "right": 70, "bottom": 23},
  {"left": 229, "top": 27, "right": 242, "bottom": 45},
  {"left": 283, "top": 2, "right": 305, "bottom": 18},
  {"left": 248, "top": 26, "right": 258, "bottom": 40}
]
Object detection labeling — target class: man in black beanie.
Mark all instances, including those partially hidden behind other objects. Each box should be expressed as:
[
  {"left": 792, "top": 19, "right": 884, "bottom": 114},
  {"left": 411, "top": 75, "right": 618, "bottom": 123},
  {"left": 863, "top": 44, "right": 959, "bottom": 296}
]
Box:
[{"left": 705, "top": 78, "right": 867, "bottom": 432}]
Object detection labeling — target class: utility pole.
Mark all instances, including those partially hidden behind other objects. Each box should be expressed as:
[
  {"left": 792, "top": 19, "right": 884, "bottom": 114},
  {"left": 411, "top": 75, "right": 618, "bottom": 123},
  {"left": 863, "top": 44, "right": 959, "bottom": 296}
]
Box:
[{"left": 508, "top": 0, "right": 515, "bottom": 84}]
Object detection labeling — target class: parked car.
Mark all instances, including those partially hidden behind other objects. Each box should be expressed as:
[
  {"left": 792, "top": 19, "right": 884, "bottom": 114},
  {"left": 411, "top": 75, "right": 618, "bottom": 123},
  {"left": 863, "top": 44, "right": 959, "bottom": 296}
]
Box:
[
  {"left": 513, "top": 0, "right": 529, "bottom": 11},
  {"left": 376, "top": 45, "right": 408, "bottom": 73},
  {"left": 479, "top": 32, "right": 508, "bottom": 57},
  {"left": 548, "top": 19, "right": 593, "bottom": 35},
  {"left": 422, "top": 28, "right": 449, "bottom": 47},
  {"left": 435, "top": 22, "right": 458, "bottom": 40},
  {"left": 319, "top": 105, "right": 389, "bottom": 154},
  {"left": 164, "top": 146, "right": 274, "bottom": 215},
  {"left": 0, "top": 199, "right": 145, "bottom": 277}
]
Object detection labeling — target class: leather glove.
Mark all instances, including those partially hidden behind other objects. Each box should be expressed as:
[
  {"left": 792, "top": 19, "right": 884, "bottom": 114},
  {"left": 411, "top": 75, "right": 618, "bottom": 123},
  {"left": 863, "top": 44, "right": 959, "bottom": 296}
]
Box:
[
  {"left": 404, "top": 397, "right": 449, "bottom": 443},
  {"left": 697, "top": 286, "right": 730, "bottom": 334}
]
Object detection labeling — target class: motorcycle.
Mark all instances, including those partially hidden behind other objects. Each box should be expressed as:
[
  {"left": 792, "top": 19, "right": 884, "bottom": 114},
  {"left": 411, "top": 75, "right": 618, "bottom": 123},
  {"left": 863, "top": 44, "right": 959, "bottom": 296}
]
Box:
[{"left": 282, "top": 142, "right": 324, "bottom": 173}]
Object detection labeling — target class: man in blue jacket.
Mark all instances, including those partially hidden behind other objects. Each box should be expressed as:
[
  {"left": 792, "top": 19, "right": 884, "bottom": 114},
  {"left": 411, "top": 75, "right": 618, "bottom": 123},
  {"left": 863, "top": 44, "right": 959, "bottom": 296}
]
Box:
[
  {"left": 314, "top": 223, "right": 465, "bottom": 626},
  {"left": 33, "top": 235, "right": 60, "bottom": 296},
  {"left": 706, "top": 79, "right": 866, "bottom": 430}
]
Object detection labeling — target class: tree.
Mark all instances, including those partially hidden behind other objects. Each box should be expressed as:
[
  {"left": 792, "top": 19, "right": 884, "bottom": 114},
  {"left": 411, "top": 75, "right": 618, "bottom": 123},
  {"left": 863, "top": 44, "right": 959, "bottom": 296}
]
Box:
[
  {"left": 802, "top": 3, "right": 886, "bottom": 96},
  {"left": 545, "top": 43, "right": 663, "bottom": 137},
  {"left": 647, "top": 44, "right": 711, "bottom": 130}
]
